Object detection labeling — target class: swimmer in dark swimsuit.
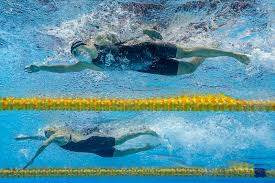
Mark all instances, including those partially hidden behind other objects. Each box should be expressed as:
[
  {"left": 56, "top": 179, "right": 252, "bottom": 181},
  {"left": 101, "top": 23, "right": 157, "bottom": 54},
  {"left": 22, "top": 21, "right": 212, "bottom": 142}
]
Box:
[
  {"left": 15, "top": 126, "right": 160, "bottom": 169},
  {"left": 25, "top": 29, "right": 250, "bottom": 76}
]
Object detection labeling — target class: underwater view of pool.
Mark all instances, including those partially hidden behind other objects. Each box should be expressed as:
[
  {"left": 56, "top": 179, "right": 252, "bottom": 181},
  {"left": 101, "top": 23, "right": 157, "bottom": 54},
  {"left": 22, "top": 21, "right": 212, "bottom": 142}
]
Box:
[{"left": 0, "top": 0, "right": 274, "bottom": 182}]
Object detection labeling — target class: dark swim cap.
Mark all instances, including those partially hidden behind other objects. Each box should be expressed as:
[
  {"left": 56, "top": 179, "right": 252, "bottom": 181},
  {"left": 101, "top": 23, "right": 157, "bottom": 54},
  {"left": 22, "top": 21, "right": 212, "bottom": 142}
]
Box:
[{"left": 71, "top": 41, "right": 86, "bottom": 53}]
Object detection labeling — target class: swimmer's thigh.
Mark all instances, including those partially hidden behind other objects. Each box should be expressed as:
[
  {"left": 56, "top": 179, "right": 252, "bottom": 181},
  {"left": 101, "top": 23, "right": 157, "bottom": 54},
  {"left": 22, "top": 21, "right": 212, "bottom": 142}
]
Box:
[
  {"left": 139, "top": 58, "right": 179, "bottom": 76},
  {"left": 94, "top": 147, "right": 116, "bottom": 157}
]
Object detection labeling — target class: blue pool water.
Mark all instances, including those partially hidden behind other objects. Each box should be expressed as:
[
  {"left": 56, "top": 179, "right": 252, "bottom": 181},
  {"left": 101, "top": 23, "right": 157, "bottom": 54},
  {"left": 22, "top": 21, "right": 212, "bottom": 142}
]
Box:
[{"left": 0, "top": 0, "right": 274, "bottom": 182}]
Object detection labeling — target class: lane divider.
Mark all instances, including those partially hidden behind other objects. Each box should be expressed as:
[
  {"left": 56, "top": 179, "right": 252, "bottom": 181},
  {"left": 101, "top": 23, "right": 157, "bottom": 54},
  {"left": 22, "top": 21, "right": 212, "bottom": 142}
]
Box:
[
  {"left": 0, "top": 167, "right": 274, "bottom": 178},
  {"left": 0, "top": 95, "right": 274, "bottom": 112}
]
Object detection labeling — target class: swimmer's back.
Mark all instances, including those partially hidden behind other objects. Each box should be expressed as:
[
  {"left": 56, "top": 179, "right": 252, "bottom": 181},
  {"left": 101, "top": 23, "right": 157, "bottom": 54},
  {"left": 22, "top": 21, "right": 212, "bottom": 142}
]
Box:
[
  {"left": 120, "top": 41, "right": 177, "bottom": 59},
  {"left": 92, "top": 41, "right": 179, "bottom": 75}
]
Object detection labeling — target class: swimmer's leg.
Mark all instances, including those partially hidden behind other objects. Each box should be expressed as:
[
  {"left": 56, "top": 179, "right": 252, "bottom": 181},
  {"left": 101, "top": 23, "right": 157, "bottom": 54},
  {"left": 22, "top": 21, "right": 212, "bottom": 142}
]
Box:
[
  {"left": 176, "top": 46, "right": 250, "bottom": 65},
  {"left": 115, "top": 130, "right": 159, "bottom": 145},
  {"left": 177, "top": 57, "right": 205, "bottom": 75},
  {"left": 113, "top": 143, "right": 159, "bottom": 157}
]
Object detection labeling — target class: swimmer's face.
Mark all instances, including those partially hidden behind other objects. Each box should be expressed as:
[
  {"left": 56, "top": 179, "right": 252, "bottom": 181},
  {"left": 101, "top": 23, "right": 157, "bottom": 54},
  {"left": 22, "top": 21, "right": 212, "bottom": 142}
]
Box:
[
  {"left": 71, "top": 44, "right": 98, "bottom": 63},
  {"left": 44, "top": 128, "right": 57, "bottom": 138}
]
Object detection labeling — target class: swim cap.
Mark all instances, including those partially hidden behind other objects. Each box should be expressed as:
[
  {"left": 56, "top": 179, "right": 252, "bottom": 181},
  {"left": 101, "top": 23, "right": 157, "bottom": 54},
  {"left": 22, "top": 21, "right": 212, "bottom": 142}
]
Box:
[{"left": 71, "top": 41, "right": 86, "bottom": 53}]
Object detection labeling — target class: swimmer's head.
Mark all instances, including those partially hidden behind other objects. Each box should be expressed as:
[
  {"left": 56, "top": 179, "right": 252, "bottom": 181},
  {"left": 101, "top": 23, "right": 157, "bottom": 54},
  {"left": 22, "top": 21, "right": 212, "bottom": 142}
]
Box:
[
  {"left": 44, "top": 127, "right": 58, "bottom": 138},
  {"left": 71, "top": 41, "right": 98, "bottom": 62},
  {"left": 71, "top": 41, "right": 86, "bottom": 54}
]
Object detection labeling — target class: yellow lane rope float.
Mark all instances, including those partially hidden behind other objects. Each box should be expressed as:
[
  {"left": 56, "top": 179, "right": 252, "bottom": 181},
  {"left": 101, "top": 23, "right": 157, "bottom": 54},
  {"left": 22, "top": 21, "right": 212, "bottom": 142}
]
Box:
[
  {"left": 0, "top": 95, "right": 274, "bottom": 112},
  {"left": 0, "top": 167, "right": 274, "bottom": 178}
]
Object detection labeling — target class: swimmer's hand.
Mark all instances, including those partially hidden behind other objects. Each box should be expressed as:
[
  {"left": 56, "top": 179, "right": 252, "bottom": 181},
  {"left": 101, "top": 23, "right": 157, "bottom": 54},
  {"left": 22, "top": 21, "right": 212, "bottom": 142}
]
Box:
[
  {"left": 233, "top": 53, "right": 251, "bottom": 65},
  {"left": 15, "top": 135, "right": 45, "bottom": 141},
  {"left": 24, "top": 65, "right": 40, "bottom": 73},
  {"left": 143, "top": 29, "right": 163, "bottom": 41},
  {"left": 23, "top": 159, "right": 33, "bottom": 169},
  {"left": 15, "top": 135, "right": 29, "bottom": 140}
]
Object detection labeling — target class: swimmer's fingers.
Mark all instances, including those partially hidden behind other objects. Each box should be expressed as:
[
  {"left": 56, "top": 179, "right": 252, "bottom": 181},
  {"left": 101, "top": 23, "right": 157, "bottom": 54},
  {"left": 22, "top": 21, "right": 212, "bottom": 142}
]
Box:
[
  {"left": 16, "top": 135, "right": 46, "bottom": 141},
  {"left": 24, "top": 65, "right": 40, "bottom": 73},
  {"left": 15, "top": 135, "right": 29, "bottom": 140},
  {"left": 24, "top": 67, "right": 32, "bottom": 73},
  {"left": 23, "top": 160, "right": 33, "bottom": 169},
  {"left": 24, "top": 65, "right": 32, "bottom": 73},
  {"left": 143, "top": 29, "right": 163, "bottom": 40},
  {"left": 25, "top": 65, "right": 38, "bottom": 73}
]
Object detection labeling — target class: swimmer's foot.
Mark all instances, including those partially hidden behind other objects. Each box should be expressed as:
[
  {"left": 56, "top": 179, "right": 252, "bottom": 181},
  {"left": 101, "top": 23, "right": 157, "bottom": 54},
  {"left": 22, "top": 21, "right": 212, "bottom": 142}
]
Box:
[{"left": 234, "top": 53, "right": 251, "bottom": 65}]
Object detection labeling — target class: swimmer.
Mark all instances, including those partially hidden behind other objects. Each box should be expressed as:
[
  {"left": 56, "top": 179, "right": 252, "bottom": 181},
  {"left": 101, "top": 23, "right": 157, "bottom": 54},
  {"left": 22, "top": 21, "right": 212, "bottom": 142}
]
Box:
[
  {"left": 15, "top": 126, "right": 160, "bottom": 169},
  {"left": 25, "top": 29, "right": 250, "bottom": 76}
]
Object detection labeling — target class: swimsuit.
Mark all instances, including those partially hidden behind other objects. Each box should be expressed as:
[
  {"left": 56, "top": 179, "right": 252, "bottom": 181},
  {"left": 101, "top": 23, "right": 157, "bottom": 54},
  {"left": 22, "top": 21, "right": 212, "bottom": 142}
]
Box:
[
  {"left": 60, "top": 136, "right": 116, "bottom": 157},
  {"left": 93, "top": 41, "right": 179, "bottom": 75}
]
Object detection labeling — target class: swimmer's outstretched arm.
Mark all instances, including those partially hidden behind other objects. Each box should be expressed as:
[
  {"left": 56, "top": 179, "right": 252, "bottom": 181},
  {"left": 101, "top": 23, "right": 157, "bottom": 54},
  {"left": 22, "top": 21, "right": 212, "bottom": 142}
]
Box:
[
  {"left": 15, "top": 135, "right": 46, "bottom": 141},
  {"left": 176, "top": 47, "right": 251, "bottom": 65},
  {"left": 23, "top": 135, "right": 57, "bottom": 169},
  {"left": 25, "top": 62, "right": 102, "bottom": 73}
]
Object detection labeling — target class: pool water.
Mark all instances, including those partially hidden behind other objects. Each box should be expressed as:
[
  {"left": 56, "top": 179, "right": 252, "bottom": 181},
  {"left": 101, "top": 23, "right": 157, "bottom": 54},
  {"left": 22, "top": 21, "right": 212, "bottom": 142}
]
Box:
[{"left": 0, "top": 0, "right": 274, "bottom": 182}]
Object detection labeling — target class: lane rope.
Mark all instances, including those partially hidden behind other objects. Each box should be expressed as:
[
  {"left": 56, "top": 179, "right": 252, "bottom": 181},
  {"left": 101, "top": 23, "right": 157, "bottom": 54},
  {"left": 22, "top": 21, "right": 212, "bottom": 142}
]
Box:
[
  {"left": 0, "top": 167, "right": 274, "bottom": 178},
  {"left": 0, "top": 95, "right": 274, "bottom": 112}
]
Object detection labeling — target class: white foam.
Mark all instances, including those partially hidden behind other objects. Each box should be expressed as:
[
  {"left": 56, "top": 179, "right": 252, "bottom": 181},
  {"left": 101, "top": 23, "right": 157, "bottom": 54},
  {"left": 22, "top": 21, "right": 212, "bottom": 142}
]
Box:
[
  {"left": 19, "top": 149, "right": 29, "bottom": 159},
  {"left": 250, "top": 47, "right": 275, "bottom": 72},
  {"left": 42, "top": 1, "right": 141, "bottom": 53},
  {"left": 149, "top": 114, "right": 275, "bottom": 164}
]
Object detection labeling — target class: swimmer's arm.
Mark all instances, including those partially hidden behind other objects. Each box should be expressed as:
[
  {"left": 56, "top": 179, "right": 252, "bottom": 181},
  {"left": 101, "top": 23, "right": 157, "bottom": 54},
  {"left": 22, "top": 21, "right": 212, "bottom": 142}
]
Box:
[
  {"left": 119, "top": 28, "right": 163, "bottom": 44},
  {"left": 15, "top": 135, "right": 46, "bottom": 141},
  {"left": 25, "top": 62, "right": 102, "bottom": 73},
  {"left": 23, "top": 135, "right": 57, "bottom": 169}
]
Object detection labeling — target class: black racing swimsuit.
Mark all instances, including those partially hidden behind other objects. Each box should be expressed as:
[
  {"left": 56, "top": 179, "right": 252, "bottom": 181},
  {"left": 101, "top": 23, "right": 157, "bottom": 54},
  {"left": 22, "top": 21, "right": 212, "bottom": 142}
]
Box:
[
  {"left": 93, "top": 41, "right": 179, "bottom": 75},
  {"left": 61, "top": 136, "right": 116, "bottom": 157}
]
